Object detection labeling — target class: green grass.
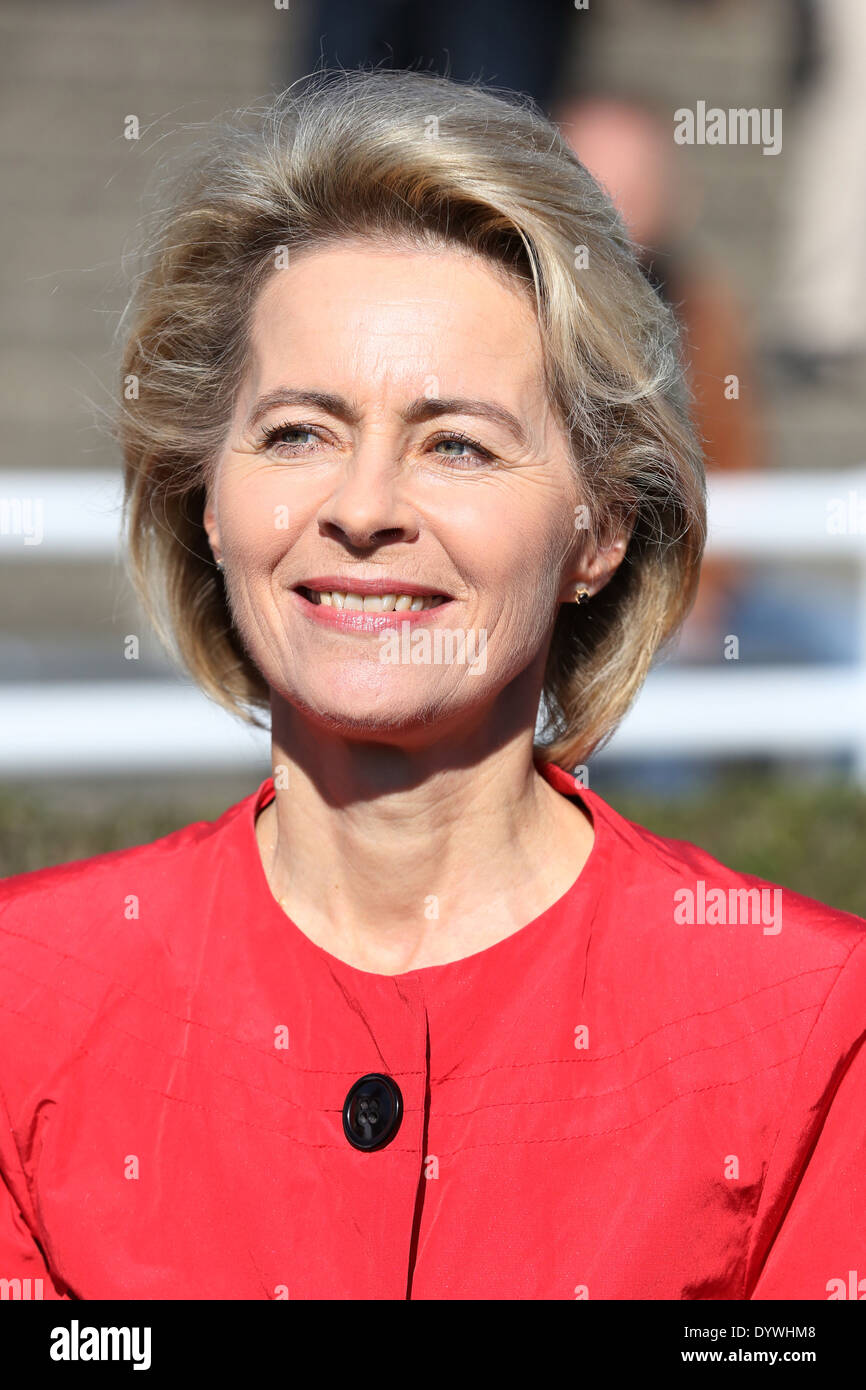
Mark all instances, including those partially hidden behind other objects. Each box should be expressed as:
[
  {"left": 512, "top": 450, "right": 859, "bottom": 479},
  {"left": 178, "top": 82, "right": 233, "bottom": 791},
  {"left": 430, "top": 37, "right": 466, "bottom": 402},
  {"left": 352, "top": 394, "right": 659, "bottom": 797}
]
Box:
[
  {"left": 600, "top": 770, "right": 866, "bottom": 918},
  {"left": 1, "top": 769, "right": 864, "bottom": 920},
  {"left": 0, "top": 777, "right": 252, "bottom": 881}
]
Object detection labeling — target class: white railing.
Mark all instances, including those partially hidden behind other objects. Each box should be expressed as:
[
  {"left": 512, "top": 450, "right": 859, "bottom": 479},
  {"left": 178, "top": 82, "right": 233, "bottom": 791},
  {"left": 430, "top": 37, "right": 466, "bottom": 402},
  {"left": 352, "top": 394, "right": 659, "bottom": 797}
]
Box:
[{"left": 2, "top": 468, "right": 866, "bottom": 779}]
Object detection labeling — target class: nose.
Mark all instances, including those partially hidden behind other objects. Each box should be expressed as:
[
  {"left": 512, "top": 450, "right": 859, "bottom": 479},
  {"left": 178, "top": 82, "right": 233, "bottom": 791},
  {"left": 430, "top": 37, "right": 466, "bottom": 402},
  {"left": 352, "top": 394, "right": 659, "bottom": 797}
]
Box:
[{"left": 316, "top": 444, "right": 419, "bottom": 550}]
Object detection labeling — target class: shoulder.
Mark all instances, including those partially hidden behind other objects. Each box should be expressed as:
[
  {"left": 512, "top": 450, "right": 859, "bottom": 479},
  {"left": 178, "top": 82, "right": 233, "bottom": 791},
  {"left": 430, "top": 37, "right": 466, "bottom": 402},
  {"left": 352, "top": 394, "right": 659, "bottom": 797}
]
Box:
[
  {"left": 578, "top": 782, "right": 866, "bottom": 1030},
  {"left": 0, "top": 785, "right": 270, "bottom": 1174},
  {"left": 0, "top": 790, "right": 254, "bottom": 922},
  {"left": 0, "top": 786, "right": 261, "bottom": 1042},
  {"left": 573, "top": 785, "right": 866, "bottom": 1158}
]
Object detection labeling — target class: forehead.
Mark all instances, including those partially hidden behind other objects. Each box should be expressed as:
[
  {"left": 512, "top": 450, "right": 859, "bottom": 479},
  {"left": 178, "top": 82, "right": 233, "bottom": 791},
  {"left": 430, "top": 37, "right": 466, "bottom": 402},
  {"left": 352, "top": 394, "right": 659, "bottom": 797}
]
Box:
[{"left": 246, "top": 241, "right": 547, "bottom": 397}]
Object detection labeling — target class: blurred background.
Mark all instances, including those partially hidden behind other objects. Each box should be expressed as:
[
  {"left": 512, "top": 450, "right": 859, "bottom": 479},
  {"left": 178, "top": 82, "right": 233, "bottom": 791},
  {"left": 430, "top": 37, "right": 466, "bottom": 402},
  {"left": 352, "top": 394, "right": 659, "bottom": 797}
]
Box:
[{"left": 1, "top": 0, "right": 865, "bottom": 912}]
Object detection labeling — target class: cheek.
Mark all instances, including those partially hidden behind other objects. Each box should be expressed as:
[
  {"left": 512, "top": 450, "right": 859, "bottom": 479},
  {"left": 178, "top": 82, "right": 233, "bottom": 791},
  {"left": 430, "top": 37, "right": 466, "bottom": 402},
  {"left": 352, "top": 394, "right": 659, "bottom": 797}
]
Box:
[
  {"left": 217, "top": 464, "right": 306, "bottom": 566},
  {"left": 468, "top": 492, "right": 572, "bottom": 612}
]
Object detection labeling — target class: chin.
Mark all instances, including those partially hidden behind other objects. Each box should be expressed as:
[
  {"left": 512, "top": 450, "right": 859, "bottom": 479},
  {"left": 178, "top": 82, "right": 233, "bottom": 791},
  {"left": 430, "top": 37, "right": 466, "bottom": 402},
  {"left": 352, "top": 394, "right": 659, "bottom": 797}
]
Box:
[{"left": 276, "top": 683, "right": 456, "bottom": 739}]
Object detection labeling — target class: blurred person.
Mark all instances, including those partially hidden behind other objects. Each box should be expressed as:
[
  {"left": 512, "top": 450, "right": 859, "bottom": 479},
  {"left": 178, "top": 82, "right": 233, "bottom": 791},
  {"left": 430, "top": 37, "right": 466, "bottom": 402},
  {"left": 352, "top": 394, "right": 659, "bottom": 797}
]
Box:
[
  {"left": 290, "top": 0, "right": 586, "bottom": 112},
  {"left": 556, "top": 91, "right": 858, "bottom": 805},
  {"left": 773, "top": 0, "right": 866, "bottom": 380},
  {"left": 554, "top": 95, "right": 763, "bottom": 660},
  {"left": 0, "top": 70, "right": 864, "bottom": 1302}
]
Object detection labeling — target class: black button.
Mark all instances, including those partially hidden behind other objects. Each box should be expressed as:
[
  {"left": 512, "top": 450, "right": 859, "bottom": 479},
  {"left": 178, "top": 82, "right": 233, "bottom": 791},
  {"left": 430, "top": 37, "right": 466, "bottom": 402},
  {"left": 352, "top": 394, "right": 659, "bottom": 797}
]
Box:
[{"left": 342, "top": 1073, "right": 403, "bottom": 1151}]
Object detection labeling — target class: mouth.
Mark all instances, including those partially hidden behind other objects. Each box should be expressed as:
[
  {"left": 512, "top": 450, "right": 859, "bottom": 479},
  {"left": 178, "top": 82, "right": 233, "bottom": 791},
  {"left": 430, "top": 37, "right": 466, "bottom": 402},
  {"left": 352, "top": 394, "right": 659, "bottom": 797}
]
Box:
[{"left": 293, "top": 583, "right": 453, "bottom": 613}]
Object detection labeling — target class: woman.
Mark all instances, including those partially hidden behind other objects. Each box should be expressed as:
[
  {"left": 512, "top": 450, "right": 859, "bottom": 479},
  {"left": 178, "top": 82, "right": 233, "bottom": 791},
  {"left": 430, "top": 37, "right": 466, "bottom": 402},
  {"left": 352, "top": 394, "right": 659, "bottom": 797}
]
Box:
[{"left": 1, "top": 69, "right": 863, "bottom": 1302}]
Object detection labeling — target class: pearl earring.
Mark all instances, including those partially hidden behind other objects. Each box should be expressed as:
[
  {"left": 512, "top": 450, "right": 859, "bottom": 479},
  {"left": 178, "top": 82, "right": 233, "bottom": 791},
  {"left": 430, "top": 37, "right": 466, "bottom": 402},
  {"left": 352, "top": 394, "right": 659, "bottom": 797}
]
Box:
[{"left": 574, "top": 586, "right": 591, "bottom": 605}]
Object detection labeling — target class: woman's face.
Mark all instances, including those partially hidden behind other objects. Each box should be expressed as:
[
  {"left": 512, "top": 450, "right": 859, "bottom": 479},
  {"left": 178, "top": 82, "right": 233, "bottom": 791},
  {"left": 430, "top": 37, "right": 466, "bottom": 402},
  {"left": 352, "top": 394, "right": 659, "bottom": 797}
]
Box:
[{"left": 205, "top": 241, "right": 620, "bottom": 745}]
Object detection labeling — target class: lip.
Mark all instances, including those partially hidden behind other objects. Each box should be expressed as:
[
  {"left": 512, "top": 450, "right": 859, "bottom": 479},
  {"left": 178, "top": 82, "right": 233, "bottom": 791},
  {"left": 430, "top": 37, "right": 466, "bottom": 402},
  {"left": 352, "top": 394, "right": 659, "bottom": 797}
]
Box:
[
  {"left": 293, "top": 576, "right": 453, "bottom": 598},
  {"left": 288, "top": 587, "right": 456, "bottom": 631}
]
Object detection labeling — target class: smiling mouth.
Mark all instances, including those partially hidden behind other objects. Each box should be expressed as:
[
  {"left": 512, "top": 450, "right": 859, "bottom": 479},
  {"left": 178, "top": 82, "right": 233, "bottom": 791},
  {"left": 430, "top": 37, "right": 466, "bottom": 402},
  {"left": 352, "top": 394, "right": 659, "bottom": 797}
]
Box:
[{"left": 295, "top": 586, "right": 451, "bottom": 612}]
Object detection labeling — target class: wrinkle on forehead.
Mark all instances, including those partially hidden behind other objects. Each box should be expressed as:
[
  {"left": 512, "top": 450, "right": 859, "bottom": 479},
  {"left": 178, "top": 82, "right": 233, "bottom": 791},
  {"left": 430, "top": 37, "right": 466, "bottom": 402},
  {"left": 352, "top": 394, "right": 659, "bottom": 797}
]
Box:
[{"left": 243, "top": 242, "right": 553, "bottom": 433}]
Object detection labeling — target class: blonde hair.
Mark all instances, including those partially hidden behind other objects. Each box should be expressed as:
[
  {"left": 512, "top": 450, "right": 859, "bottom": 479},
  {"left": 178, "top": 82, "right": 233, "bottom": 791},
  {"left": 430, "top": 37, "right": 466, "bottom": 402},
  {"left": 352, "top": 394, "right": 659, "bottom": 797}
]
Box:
[{"left": 119, "top": 67, "right": 705, "bottom": 770}]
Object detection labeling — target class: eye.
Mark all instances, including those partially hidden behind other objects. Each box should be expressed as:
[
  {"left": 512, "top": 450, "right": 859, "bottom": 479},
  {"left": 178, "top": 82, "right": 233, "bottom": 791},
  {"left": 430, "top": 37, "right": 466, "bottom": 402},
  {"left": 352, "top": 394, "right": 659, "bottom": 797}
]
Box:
[
  {"left": 255, "top": 421, "right": 496, "bottom": 466},
  {"left": 258, "top": 421, "right": 325, "bottom": 455},
  {"left": 428, "top": 431, "right": 495, "bottom": 466}
]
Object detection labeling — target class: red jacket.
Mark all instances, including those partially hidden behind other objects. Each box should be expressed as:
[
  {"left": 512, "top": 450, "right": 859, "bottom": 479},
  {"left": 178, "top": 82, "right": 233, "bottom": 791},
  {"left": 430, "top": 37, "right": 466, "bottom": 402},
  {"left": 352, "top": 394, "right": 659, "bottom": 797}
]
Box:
[{"left": 1, "top": 761, "right": 864, "bottom": 1300}]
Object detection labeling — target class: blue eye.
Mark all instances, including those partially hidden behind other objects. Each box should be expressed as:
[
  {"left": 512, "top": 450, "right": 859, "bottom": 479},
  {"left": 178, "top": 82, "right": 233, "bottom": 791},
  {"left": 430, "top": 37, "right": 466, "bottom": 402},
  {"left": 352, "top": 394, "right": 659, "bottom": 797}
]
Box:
[
  {"left": 430, "top": 432, "right": 494, "bottom": 465},
  {"left": 261, "top": 423, "right": 319, "bottom": 452},
  {"left": 257, "top": 422, "right": 496, "bottom": 466}
]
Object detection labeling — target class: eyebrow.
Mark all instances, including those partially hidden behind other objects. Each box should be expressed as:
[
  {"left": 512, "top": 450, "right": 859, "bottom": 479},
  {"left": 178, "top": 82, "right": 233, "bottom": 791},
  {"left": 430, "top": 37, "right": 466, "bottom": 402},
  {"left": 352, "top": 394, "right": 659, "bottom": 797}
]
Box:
[{"left": 244, "top": 388, "right": 529, "bottom": 448}]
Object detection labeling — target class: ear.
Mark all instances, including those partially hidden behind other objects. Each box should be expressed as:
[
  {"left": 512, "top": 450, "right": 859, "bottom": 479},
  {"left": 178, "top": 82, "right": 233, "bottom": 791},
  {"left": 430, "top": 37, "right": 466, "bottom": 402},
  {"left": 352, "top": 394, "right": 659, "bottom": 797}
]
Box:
[
  {"left": 560, "top": 521, "right": 632, "bottom": 603},
  {"left": 203, "top": 494, "right": 222, "bottom": 567}
]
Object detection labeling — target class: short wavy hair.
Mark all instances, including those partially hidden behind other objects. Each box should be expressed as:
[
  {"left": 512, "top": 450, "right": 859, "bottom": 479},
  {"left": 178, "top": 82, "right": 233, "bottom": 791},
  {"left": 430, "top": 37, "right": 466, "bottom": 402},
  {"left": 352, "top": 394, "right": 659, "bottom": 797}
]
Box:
[{"left": 119, "top": 66, "right": 705, "bottom": 771}]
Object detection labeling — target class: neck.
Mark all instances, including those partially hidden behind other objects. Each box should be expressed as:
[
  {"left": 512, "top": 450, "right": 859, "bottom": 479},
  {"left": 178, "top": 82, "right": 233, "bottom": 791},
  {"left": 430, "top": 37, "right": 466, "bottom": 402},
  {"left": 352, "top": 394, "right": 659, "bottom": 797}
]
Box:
[{"left": 255, "top": 701, "right": 594, "bottom": 974}]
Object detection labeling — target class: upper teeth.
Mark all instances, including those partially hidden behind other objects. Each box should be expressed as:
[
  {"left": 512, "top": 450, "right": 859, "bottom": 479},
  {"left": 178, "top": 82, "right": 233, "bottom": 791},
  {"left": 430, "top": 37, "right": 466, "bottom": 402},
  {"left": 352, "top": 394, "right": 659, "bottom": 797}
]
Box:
[{"left": 306, "top": 590, "right": 448, "bottom": 611}]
